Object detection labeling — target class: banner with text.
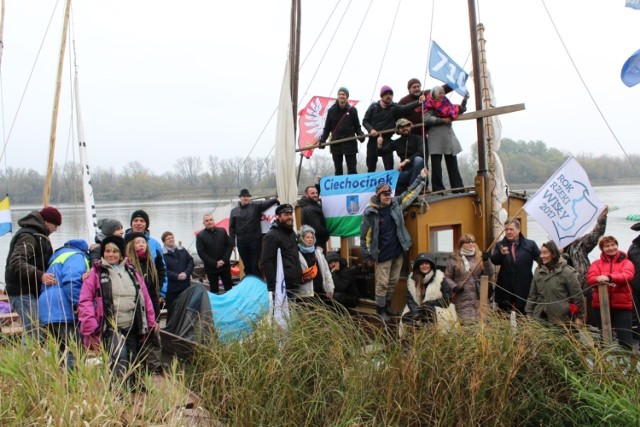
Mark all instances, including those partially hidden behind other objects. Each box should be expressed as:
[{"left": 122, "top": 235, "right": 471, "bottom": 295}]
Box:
[
  {"left": 523, "top": 157, "right": 604, "bottom": 248},
  {"left": 429, "top": 41, "right": 469, "bottom": 96},
  {"left": 321, "top": 170, "right": 399, "bottom": 237}
]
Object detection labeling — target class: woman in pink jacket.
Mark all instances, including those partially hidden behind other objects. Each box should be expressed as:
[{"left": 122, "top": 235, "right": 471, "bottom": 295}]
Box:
[
  {"left": 78, "top": 235, "right": 157, "bottom": 384},
  {"left": 587, "top": 235, "right": 635, "bottom": 349}
]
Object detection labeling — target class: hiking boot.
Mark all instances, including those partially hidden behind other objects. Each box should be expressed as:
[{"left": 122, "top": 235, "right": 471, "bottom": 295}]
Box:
[{"left": 376, "top": 305, "right": 390, "bottom": 322}]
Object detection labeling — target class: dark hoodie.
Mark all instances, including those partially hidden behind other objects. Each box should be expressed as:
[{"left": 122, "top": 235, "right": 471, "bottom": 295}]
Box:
[
  {"left": 326, "top": 253, "right": 359, "bottom": 308},
  {"left": 5, "top": 211, "right": 53, "bottom": 297}
]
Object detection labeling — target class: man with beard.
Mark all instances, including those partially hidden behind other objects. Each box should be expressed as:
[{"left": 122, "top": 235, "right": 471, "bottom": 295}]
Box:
[
  {"left": 317, "top": 87, "right": 365, "bottom": 175},
  {"left": 398, "top": 78, "right": 452, "bottom": 137},
  {"left": 298, "top": 185, "right": 329, "bottom": 252},
  {"left": 362, "top": 85, "right": 423, "bottom": 172},
  {"left": 377, "top": 118, "right": 426, "bottom": 194},
  {"left": 261, "top": 204, "right": 303, "bottom": 295}
]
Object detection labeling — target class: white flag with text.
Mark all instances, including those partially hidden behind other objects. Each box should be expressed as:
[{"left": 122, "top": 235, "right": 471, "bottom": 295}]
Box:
[
  {"left": 524, "top": 157, "right": 604, "bottom": 248},
  {"left": 273, "top": 248, "right": 289, "bottom": 330}
]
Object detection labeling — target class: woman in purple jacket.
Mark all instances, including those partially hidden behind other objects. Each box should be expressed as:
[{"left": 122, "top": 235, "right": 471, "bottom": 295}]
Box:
[{"left": 78, "top": 235, "right": 157, "bottom": 385}]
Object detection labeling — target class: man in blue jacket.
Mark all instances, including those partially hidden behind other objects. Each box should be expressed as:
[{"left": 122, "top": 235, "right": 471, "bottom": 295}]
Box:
[{"left": 39, "top": 239, "right": 89, "bottom": 369}]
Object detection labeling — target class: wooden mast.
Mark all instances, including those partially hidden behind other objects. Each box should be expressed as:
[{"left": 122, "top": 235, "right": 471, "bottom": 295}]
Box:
[
  {"left": 467, "top": 0, "right": 492, "bottom": 248},
  {"left": 43, "top": 0, "right": 72, "bottom": 206}
]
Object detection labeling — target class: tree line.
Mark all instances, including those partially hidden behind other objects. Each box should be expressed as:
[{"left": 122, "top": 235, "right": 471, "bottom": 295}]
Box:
[{"left": 1, "top": 138, "right": 637, "bottom": 204}]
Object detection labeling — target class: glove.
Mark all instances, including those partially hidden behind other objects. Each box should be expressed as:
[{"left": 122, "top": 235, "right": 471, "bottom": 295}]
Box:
[
  {"left": 482, "top": 251, "right": 490, "bottom": 262},
  {"left": 453, "top": 286, "right": 464, "bottom": 294}
]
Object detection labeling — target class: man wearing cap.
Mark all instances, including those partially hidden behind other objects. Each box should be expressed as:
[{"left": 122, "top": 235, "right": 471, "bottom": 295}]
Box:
[
  {"left": 298, "top": 185, "right": 330, "bottom": 252},
  {"left": 197, "top": 214, "right": 234, "bottom": 293},
  {"left": 229, "top": 189, "right": 279, "bottom": 277},
  {"left": 125, "top": 209, "right": 168, "bottom": 300},
  {"left": 317, "top": 87, "right": 365, "bottom": 175},
  {"left": 627, "top": 220, "right": 640, "bottom": 340},
  {"left": 363, "top": 85, "right": 424, "bottom": 173},
  {"left": 5, "top": 206, "right": 61, "bottom": 335},
  {"left": 360, "top": 168, "right": 427, "bottom": 321},
  {"left": 377, "top": 118, "right": 426, "bottom": 194},
  {"left": 261, "top": 204, "right": 303, "bottom": 295}
]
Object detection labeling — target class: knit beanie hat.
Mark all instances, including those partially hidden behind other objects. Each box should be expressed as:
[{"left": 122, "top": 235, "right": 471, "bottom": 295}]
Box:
[
  {"left": 98, "top": 218, "right": 123, "bottom": 237},
  {"left": 338, "top": 87, "right": 349, "bottom": 98},
  {"left": 130, "top": 210, "right": 150, "bottom": 228},
  {"left": 100, "top": 235, "right": 125, "bottom": 258},
  {"left": 40, "top": 206, "right": 62, "bottom": 226},
  {"left": 124, "top": 231, "right": 148, "bottom": 248},
  {"left": 380, "top": 85, "right": 393, "bottom": 97},
  {"left": 407, "top": 78, "right": 421, "bottom": 90}
]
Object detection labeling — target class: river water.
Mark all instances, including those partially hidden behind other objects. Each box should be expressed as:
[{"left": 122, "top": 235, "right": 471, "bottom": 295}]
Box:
[{"left": 1, "top": 184, "right": 639, "bottom": 289}]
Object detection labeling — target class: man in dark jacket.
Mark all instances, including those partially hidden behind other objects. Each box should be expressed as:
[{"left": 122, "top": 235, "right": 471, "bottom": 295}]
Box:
[
  {"left": 5, "top": 207, "right": 61, "bottom": 336},
  {"left": 363, "top": 85, "right": 422, "bottom": 172},
  {"left": 378, "top": 118, "right": 426, "bottom": 194},
  {"left": 298, "top": 185, "right": 330, "bottom": 252},
  {"left": 229, "top": 189, "right": 279, "bottom": 277},
  {"left": 161, "top": 231, "right": 194, "bottom": 320},
  {"left": 261, "top": 204, "right": 303, "bottom": 294},
  {"left": 490, "top": 219, "right": 540, "bottom": 314},
  {"left": 627, "top": 221, "right": 640, "bottom": 341},
  {"left": 326, "top": 252, "right": 359, "bottom": 308},
  {"left": 318, "top": 87, "right": 365, "bottom": 175},
  {"left": 196, "top": 214, "right": 234, "bottom": 293},
  {"left": 399, "top": 78, "right": 452, "bottom": 137}
]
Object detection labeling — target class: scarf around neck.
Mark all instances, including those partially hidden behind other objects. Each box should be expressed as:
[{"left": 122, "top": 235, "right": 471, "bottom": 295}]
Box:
[
  {"left": 298, "top": 243, "right": 315, "bottom": 254},
  {"left": 424, "top": 95, "right": 460, "bottom": 119},
  {"left": 460, "top": 247, "right": 476, "bottom": 272}
]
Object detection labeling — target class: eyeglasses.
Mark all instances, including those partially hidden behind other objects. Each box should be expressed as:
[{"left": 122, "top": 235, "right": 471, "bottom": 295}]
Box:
[
  {"left": 463, "top": 240, "right": 476, "bottom": 244},
  {"left": 380, "top": 192, "right": 392, "bottom": 196}
]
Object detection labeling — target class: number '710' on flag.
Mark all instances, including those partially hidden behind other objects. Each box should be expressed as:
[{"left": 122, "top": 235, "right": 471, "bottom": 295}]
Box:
[
  {"left": 523, "top": 157, "right": 604, "bottom": 249},
  {"left": 429, "top": 41, "right": 469, "bottom": 96}
]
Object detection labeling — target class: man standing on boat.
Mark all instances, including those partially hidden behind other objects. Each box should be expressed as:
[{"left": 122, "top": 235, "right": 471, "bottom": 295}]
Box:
[
  {"left": 363, "top": 85, "right": 423, "bottom": 173},
  {"left": 399, "top": 78, "right": 452, "bottom": 137},
  {"left": 196, "top": 214, "right": 234, "bottom": 294},
  {"left": 229, "top": 189, "right": 279, "bottom": 277},
  {"left": 360, "top": 168, "right": 427, "bottom": 321},
  {"left": 125, "top": 210, "right": 167, "bottom": 300},
  {"left": 261, "top": 204, "right": 303, "bottom": 296},
  {"left": 298, "top": 185, "right": 330, "bottom": 252},
  {"left": 377, "top": 118, "right": 425, "bottom": 194},
  {"left": 5, "top": 206, "right": 61, "bottom": 336},
  {"left": 490, "top": 219, "right": 540, "bottom": 314},
  {"left": 317, "top": 87, "right": 365, "bottom": 175}
]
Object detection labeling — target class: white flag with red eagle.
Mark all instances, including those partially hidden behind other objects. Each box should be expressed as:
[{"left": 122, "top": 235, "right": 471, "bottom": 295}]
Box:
[{"left": 297, "top": 96, "right": 358, "bottom": 158}]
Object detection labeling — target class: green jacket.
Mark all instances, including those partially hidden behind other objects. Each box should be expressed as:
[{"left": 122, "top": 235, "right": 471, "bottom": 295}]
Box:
[{"left": 525, "top": 258, "right": 584, "bottom": 324}]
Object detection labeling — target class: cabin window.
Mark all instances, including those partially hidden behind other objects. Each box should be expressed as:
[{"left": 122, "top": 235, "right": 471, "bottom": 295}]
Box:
[{"left": 429, "top": 225, "right": 459, "bottom": 253}]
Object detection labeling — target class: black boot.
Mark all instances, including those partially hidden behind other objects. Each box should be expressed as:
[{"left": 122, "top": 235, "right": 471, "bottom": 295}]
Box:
[
  {"left": 385, "top": 304, "right": 401, "bottom": 317},
  {"left": 376, "top": 305, "right": 390, "bottom": 322}
]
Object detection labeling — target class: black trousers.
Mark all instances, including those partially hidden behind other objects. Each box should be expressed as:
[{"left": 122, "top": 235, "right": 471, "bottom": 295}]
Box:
[
  {"left": 594, "top": 308, "right": 633, "bottom": 350},
  {"left": 332, "top": 152, "right": 358, "bottom": 175},
  {"left": 237, "top": 239, "right": 261, "bottom": 277},
  {"left": 366, "top": 139, "right": 394, "bottom": 172},
  {"left": 431, "top": 154, "right": 464, "bottom": 192},
  {"left": 206, "top": 267, "right": 233, "bottom": 293}
]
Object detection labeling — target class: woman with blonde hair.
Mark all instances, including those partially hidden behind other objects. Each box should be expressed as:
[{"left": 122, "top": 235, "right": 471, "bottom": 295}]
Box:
[{"left": 444, "top": 234, "right": 494, "bottom": 321}]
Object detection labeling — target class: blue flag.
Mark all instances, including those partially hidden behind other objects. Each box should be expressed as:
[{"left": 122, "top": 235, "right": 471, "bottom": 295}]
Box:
[
  {"left": 429, "top": 41, "right": 469, "bottom": 96},
  {"left": 626, "top": 0, "right": 640, "bottom": 10},
  {"left": 621, "top": 49, "right": 640, "bottom": 87}
]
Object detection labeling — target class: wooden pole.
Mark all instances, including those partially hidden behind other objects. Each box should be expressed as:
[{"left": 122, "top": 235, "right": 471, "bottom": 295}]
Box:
[
  {"left": 479, "top": 275, "right": 489, "bottom": 322},
  {"left": 597, "top": 284, "right": 613, "bottom": 345},
  {"left": 43, "top": 0, "right": 72, "bottom": 206}
]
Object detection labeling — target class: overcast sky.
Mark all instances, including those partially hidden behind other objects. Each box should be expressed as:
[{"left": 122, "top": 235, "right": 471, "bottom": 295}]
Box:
[{"left": 1, "top": 0, "right": 638, "bottom": 175}]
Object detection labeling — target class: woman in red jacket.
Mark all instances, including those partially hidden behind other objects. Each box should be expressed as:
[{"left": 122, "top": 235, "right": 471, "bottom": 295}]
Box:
[{"left": 587, "top": 236, "right": 635, "bottom": 349}]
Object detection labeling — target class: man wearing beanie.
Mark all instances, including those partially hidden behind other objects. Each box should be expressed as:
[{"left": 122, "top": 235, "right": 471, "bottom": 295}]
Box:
[
  {"left": 317, "top": 87, "right": 365, "bottom": 175},
  {"left": 125, "top": 209, "right": 168, "bottom": 300},
  {"left": 360, "top": 169, "right": 427, "bottom": 321},
  {"left": 363, "top": 85, "right": 423, "bottom": 173},
  {"left": 5, "top": 206, "right": 62, "bottom": 336}
]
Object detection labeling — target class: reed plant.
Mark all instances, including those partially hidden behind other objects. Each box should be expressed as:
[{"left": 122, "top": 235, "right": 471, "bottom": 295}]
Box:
[
  {"left": 0, "top": 330, "right": 196, "bottom": 426},
  {"left": 187, "top": 304, "right": 640, "bottom": 426}
]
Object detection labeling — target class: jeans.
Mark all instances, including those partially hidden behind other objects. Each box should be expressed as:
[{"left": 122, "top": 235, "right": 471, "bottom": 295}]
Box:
[
  {"left": 9, "top": 294, "right": 38, "bottom": 338},
  {"left": 397, "top": 156, "right": 424, "bottom": 193}
]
